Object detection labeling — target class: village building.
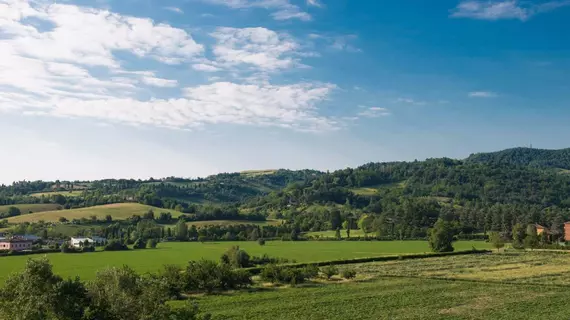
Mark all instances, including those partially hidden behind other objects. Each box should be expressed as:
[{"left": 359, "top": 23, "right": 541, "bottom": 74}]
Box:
[
  {"left": 71, "top": 237, "right": 106, "bottom": 248},
  {"left": 0, "top": 238, "right": 33, "bottom": 251}
]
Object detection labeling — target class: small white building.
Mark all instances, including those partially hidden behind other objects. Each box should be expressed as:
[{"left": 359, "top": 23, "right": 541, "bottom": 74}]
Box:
[{"left": 70, "top": 237, "right": 106, "bottom": 248}]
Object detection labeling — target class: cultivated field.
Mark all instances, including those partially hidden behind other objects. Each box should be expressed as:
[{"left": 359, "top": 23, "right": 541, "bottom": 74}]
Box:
[
  {"left": 0, "top": 203, "right": 63, "bottom": 215},
  {"left": 6, "top": 203, "right": 182, "bottom": 223},
  {"left": 194, "top": 251, "right": 570, "bottom": 319},
  {"left": 0, "top": 241, "right": 491, "bottom": 282}
]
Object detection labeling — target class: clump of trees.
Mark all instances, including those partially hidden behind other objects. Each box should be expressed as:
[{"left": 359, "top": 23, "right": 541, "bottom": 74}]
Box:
[
  {"left": 428, "top": 219, "right": 455, "bottom": 253},
  {"left": 0, "top": 257, "right": 204, "bottom": 320},
  {"left": 260, "top": 264, "right": 319, "bottom": 285}
]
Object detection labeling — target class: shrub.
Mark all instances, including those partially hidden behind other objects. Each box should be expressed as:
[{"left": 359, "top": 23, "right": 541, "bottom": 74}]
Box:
[
  {"left": 198, "top": 236, "right": 207, "bottom": 243},
  {"left": 257, "top": 238, "right": 266, "bottom": 246},
  {"left": 321, "top": 265, "right": 338, "bottom": 280},
  {"left": 220, "top": 246, "right": 251, "bottom": 268},
  {"left": 250, "top": 254, "right": 291, "bottom": 266},
  {"left": 185, "top": 260, "right": 251, "bottom": 293},
  {"left": 260, "top": 265, "right": 314, "bottom": 285},
  {"left": 302, "top": 264, "right": 319, "bottom": 279},
  {"left": 104, "top": 240, "right": 129, "bottom": 251},
  {"left": 81, "top": 245, "right": 95, "bottom": 253},
  {"left": 147, "top": 238, "right": 158, "bottom": 249},
  {"left": 341, "top": 268, "right": 357, "bottom": 279},
  {"left": 133, "top": 238, "right": 146, "bottom": 249},
  {"left": 157, "top": 264, "right": 185, "bottom": 299}
]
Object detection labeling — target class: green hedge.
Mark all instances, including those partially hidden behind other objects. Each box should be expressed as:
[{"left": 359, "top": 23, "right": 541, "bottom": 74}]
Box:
[{"left": 244, "top": 249, "right": 492, "bottom": 275}]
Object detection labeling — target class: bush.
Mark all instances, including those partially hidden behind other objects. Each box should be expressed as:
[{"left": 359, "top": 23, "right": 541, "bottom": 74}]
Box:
[
  {"left": 104, "top": 240, "right": 129, "bottom": 251},
  {"left": 185, "top": 260, "right": 251, "bottom": 293},
  {"left": 260, "top": 265, "right": 315, "bottom": 285},
  {"left": 257, "top": 238, "right": 266, "bottom": 246},
  {"left": 157, "top": 264, "right": 185, "bottom": 299},
  {"left": 198, "top": 236, "right": 208, "bottom": 243},
  {"left": 147, "top": 238, "right": 158, "bottom": 249},
  {"left": 341, "top": 268, "right": 357, "bottom": 279},
  {"left": 81, "top": 245, "right": 95, "bottom": 253},
  {"left": 321, "top": 265, "right": 338, "bottom": 280},
  {"left": 249, "top": 254, "right": 291, "bottom": 266},
  {"left": 220, "top": 246, "right": 251, "bottom": 268},
  {"left": 302, "top": 264, "right": 319, "bottom": 279},
  {"left": 133, "top": 238, "right": 146, "bottom": 250}
]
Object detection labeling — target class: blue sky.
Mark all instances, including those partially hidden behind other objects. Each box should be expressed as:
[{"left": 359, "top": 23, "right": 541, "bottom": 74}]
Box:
[{"left": 0, "top": 0, "right": 569, "bottom": 183}]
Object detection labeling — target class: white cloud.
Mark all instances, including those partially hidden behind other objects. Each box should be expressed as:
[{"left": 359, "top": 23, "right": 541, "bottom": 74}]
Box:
[
  {"left": 192, "top": 63, "right": 222, "bottom": 72},
  {"left": 468, "top": 91, "right": 498, "bottom": 98},
  {"left": 358, "top": 107, "right": 391, "bottom": 118},
  {"left": 210, "top": 27, "right": 302, "bottom": 71},
  {"left": 0, "top": 0, "right": 338, "bottom": 133},
  {"left": 450, "top": 0, "right": 570, "bottom": 21},
  {"left": 202, "top": 0, "right": 311, "bottom": 21},
  {"left": 47, "top": 82, "right": 337, "bottom": 131},
  {"left": 395, "top": 98, "right": 427, "bottom": 105},
  {"left": 141, "top": 76, "right": 178, "bottom": 87},
  {"left": 307, "top": 0, "right": 322, "bottom": 7},
  {"left": 164, "top": 6, "right": 184, "bottom": 14}
]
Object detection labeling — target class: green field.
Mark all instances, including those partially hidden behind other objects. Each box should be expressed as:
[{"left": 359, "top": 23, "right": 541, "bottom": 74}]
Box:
[
  {"left": 0, "top": 203, "right": 63, "bottom": 215},
  {"left": 192, "top": 251, "right": 570, "bottom": 319},
  {"left": 6, "top": 203, "right": 183, "bottom": 223},
  {"left": 0, "top": 241, "right": 491, "bottom": 282}
]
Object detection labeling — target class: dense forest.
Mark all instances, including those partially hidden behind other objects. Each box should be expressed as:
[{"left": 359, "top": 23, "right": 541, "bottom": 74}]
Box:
[{"left": 2, "top": 147, "right": 570, "bottom": 240}]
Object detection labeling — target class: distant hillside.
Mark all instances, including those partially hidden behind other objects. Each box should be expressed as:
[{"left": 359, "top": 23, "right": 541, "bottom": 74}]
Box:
[{"left": 466, "top": 148, "right": 570, "bottom": 170}]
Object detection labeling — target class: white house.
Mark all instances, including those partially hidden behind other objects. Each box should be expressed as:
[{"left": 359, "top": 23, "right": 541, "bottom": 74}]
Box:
[{"left": 70, "top": 237, "right": 106, "bottom": 248}]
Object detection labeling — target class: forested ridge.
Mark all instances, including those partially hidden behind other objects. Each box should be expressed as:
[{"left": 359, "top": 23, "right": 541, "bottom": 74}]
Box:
[{"left": 2, "top": 147, "right": 570, "bottom": 239}]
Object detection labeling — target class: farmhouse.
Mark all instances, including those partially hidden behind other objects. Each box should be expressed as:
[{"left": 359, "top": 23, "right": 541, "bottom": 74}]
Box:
[
  {"left": 0, "top": 238, "right": 33, "bottom": 251},
  {"left": 71, "top": 237, "right": 106, "bottom": 248},
  {"left": 565, "top": 222, "right": 570, "bottom": 242},
  {"left": 535, "top": 224, "right": 548, "bottom": 235}
]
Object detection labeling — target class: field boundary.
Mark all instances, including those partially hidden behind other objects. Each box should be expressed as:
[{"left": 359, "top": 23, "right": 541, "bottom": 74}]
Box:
[{"left": 244, "top": 249, "right": 492, "bottom": 274}]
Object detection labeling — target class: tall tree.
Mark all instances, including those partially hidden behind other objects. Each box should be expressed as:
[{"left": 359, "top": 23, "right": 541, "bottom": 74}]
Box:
[{"left": 428, "top": 219, "right": 455, "bottom": 252}]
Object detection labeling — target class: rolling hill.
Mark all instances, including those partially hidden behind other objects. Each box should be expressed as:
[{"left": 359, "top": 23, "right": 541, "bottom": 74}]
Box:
[
  {"left": 0, "top": 203, "right": 63, "bottom": 215},
  {"left": 6, "top": 203, "right": 183, "bottom": 223},
  {"left": 466, "top": 147, "right": 570, "bottom": 170}
]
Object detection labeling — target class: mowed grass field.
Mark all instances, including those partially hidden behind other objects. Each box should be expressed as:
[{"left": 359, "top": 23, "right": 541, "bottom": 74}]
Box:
[
  {"left": 0, "top": 241, "right": 491, "bottom": 282},
  {"left": 6, "top": 203, "right": 182, "bottom": 223},
  {"left": 0, "top": 203, "right": 63, "bottom": 214},
  {"left": 193, "top": 251, "right": 570, "bottom": 319}
]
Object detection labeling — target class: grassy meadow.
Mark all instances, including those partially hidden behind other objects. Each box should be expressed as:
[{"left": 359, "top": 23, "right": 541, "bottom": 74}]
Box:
[
  {"left": 0, "top": 203, "right": 63, "bottom": 215},
  {"left": 185, "top": 219, "right": 284, "bottom": 227},
  {"left": 191, "top": 251, "right": 570, "bottom": 319},
  {"left": 0, "top": 240, "right": 491, "bottom": 282},
  {"left": 6, "top": 203, "right": 182, "bottom": 223}
]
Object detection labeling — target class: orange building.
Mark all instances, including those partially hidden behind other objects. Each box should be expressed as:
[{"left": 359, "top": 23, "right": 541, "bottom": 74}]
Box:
[
  {"left": 536, "top": 224, "right": 547, "bottom": 235},
  {"left": 564, "top": 222, "right": 570, "bottom": 242}
]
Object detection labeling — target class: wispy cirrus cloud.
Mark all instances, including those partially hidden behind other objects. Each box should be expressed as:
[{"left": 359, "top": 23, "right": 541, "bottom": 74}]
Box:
[
  {"left": 202, "top": 0, "right": 312, "bottom": 21},
  {"left": 209, "top": 27, "right": 304, "bottom": 72},
  {"left": 358, "top": 107, "right": 391, "bottom": 118},
  {"left": 450, "top": 0, "right": 570, "bottom": 21},
  {"left": 307, "top": 0, "right": 323, "bottom": 7},
  {"left": 309, "top": 33, "right": 361, "bottom": 52},
  {"left": 164, "top": 6, "right": 184, "bottom": 14},
  {"left": 468, "top": 91, "right": 498, "bottom": 98}
]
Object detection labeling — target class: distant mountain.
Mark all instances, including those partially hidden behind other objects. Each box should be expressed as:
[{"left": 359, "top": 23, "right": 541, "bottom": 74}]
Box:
[{"left": 465, "top": 147, "right": 570, "bottom": 170}]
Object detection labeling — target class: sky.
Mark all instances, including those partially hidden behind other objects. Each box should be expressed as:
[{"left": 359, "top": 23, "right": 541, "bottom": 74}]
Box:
[{"left": 0, "top": 0, "right": 569, "bottom": 183}]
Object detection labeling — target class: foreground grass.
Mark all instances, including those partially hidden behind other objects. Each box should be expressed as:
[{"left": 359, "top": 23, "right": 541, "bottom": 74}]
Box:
[
  {"left": 0, "top": 241, "right": 490, "bottom": 282},
  {"left": 192, "top": 276, "right": 570, "bottom": 320},
  {"left": 6, "top": 203, "right": 182, "bottom": 223}
]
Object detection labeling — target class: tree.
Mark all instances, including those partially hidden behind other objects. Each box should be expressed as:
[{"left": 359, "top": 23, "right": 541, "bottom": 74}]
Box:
[
  {"left": 0, "top": 257, "right": 90, "bottom": 320},
  {"left": 220, "top": 246, "right": 251, "bottom": 268},
  {"left": 488, "top": 232, "right": 505, "bottom": 252},
  {"left": 41, "top": 229, "right": 48, "bottom": 240},
  {"left": 167, "top": 227, "right": 172, "bottom": 238},
  {"left": 335, "top": 228, "right": 341, "bottom": 240},
  {"left": 59, "top": 217, "right": 68, "bottom": 223},
  {"left": 512, "top": 223, "right": 526, "bottom": 249},
  {"left": 105, "top": 215, "right": 113, "bottom": 223},
  {"left": 176, "top": 219, "right": 188, "bottom": 241},
  {"left": 290, "top": 229, "right": 299, "bottom": 241},
  {"left": 524, "top": 224, "right": 539, "bottom": 249},
  {"left": 7, "top": 206, "right": 21, "bottom": 217},
  {"left": 428, "top": 219, "right": 455, "bottom": 252},
  {"left": 257, "top": 238, "right": 266, "bottom": 246},
  {"left": 147, "top": 238, "right": 158, "bottom": 249},
  {"left": 358, "top": 214, "right": 375, "bottom": 236},
  {"left": 133, "top": 238, "right": 146, "bottom": 249}
]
